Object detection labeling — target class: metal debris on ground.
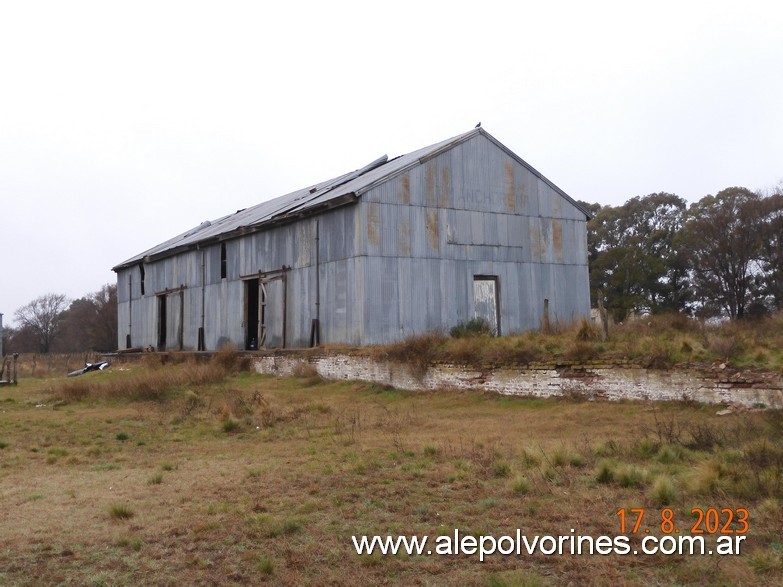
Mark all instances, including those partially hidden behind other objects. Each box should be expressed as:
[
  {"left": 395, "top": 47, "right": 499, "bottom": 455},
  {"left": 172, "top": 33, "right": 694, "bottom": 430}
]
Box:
[{"left": 67, "top": 362, "right": 110, "bottom": 377}]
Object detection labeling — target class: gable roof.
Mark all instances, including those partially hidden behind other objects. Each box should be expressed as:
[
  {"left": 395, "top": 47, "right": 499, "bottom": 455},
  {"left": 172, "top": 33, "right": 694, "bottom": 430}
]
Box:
[{"left": 113, "top": 128, "right": 588, "bottom": 271}]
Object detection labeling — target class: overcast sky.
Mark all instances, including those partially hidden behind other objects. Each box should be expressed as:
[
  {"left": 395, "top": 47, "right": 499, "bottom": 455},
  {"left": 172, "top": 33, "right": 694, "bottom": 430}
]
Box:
[{"left": 1, "top": 1, "right": 782, "bottom": 326}]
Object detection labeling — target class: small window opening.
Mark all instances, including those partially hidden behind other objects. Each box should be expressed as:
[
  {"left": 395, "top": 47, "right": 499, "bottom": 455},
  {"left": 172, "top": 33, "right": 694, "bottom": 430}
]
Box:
[
  {"left": 139, "top": 263, "right": 146, "bottom": 296},
  {"left": 220, "top": 243, "right": 227, "bottom": 279}
]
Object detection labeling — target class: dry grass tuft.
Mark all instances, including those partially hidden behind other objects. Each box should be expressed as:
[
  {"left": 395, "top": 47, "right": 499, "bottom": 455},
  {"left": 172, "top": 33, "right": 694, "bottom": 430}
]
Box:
[{"left": 376, "top": 332, "right": 447, "bottom": 378}]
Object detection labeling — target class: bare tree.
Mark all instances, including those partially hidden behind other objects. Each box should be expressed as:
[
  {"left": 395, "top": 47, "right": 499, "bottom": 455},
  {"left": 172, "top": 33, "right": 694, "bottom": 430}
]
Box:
[
  {"left": 56, "top": 284, "right": 117, "bottom": 352},
  {"left": 14, "top": 293, "right": 69, "bottom": 353}
]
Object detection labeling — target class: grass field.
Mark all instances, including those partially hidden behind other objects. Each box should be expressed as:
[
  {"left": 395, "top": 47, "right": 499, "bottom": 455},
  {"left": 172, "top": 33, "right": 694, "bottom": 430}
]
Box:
[{"left": 1, "top": 352, "right": 782, "bottom": 586}]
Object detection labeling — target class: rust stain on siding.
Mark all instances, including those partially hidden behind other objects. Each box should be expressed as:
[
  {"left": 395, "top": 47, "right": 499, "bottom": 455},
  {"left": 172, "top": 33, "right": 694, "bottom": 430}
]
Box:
[
  {"left": 367, "top": 203, "right": 381, "bottom": 247},
  {"left": 529, "top": 221, "right": 542, "bottom": 261},
  {"left": 518, "top": 180, "right": 526, "bottom": 213},
  {"left": 553, "top": 219, "right": 564, "bottom": 262},
  {"left": 439, "top": 166, "right": 450, "bottom": 208},
  {"left": 400, "top": 174, "right": 411, "bottom": 205},
  {"left": 400, "top": 214, "right": 411, "bottom": 255},
  {"left": 504, "top": 160, "right": 516, "bottom": 213},
  {"left": 425, "top": 163, "right": 437, "bottom": 207},
  {"left": 426, "top": 208, "right": 439, "bottom": 251}
]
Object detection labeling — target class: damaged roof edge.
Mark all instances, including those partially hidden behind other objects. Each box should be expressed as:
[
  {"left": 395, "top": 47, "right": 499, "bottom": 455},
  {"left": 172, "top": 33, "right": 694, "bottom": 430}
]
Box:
[
  {"left": 112, "top": 127, "right": 591, "bottom": 272},
  {"left": 111, "top": 192, "right": 359, "bottom": 271}
]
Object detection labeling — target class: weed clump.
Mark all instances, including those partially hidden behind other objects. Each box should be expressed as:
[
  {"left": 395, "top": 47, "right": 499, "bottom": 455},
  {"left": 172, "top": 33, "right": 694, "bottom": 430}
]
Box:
[
  {"left": 380, "top": 332, "right": 447, "bottom": 378},
  {"left": 575, "top": 317, "right": 601, "bottom": 341},
  {"left": 617, "top": 465, "right": 648, "bottom": 488},
  {"left": 257, "top": 556, "right": 275, "bottom": 576},
  {"left": 109, "top": 504, "right": 135, "bottom": 521},
  {"left": 210, "top": 346, "right": 254, "bottom": 374},
  {"left": 649, "top": 475, "right": 677, "bottom": 505},
  {"left": 222, "top": 416, "right": 241, "bottom": 433},
  {"left": 564, "top": 341, "right": 599, "bottom": 362},
  {"left": 450, "top": 318, "right": 491, "bottom": 338},
  {"left": 595, "top": 460, "right": 615, "bottom": 484},
  {"left": 510, "top": 474, "right": 532, "bottom": 495}
]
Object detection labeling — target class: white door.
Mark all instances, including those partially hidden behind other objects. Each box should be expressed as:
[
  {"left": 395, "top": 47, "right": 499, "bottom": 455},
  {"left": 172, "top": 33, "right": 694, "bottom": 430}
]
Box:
[{"left": 473, "top": 277, "right": 500, "bottom": 335}]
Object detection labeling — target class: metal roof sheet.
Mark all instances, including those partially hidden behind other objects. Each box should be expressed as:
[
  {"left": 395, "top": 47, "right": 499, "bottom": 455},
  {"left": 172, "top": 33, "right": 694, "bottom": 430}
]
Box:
[{"left": 113, "top": 128, "right": 587, "bottom": 270}]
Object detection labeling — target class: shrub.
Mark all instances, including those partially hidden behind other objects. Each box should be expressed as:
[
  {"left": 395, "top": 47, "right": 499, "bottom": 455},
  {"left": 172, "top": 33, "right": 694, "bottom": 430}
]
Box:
[
  {"left": 444, "top": 337, "right": 484, "bottom": 367},
  {"left": 617, "top": 465, "right": 648, "bottom": 488},
  {"left": 639, "top": 338, "right": 677, "bottom": 369},
  {"left": 708, "top": 334, "right": 745, "bottom": 361},
  {"left": 550, "top": 446, "right": 583, "bottom": 467},
  {"left": 109, "top": 504, "right": 135, "bottom": 520},
  {"left": 423, "top": 445, "right": 439, "bottom": 457},
  {"left": 493, "top": 461, "right": 511, "bottom": 478},
  {"left": 450, "top": 318, "right": 491, "bottom": 338},
  {"left": 510, "top": 474, "right": 532, "bottom": 495},
  {"left": 257, "top": 556, "right": 275, "bottom": 576},
  {"left": 222, "top": 417, "right": 241, "bottom": 433},
  {"left": 595, "top": 460, "right": 615, "bottom": 484},
  {"left": 381, "top": 332, "right": 446, "bottom": 378},
  {"left": 748, "top": 549, "right": 783, "bottom": 575},
  {"left": 685, "top": 458, "right": 723, "bottom": 495},
  {"left": 575, "top": 317, "right": 601, "bottom": 341},
  {"left": 657, "top": 444, "right": 686, "bottom": 464},
  {"left": 649, "top": 475, "right": 677, "bottom": 506}
]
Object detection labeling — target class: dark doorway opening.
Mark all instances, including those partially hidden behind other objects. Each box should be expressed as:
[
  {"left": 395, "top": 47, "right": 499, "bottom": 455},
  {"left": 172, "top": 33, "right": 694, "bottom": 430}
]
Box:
[
  {"left": 157, "top": 295, "right": 167, "bottom": 350},
  {"left": 245, "top": 279, "right": 259, "bottom": 350}
]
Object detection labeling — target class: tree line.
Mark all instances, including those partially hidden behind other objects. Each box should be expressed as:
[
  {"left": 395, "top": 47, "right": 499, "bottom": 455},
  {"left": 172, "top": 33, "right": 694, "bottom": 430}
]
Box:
[
  {"left": 2, "top": 185, "right": 782, "bottom": 354},
  {"left": 580, "top": 186, "right": 783, "bottom": 322},
  {"left": 2, "top": 284, "right": 117, "bottom": 354}
]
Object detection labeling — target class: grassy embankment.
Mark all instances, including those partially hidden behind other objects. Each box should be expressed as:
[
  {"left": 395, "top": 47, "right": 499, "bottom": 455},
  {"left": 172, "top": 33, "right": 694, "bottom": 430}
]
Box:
[{"left": 368, "top": 312, "right": 783, "bottom": 374}]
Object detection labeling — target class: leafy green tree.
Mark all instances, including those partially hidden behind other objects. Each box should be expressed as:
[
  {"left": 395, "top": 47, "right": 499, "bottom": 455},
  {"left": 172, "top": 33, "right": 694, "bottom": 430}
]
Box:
[
  {"left": 584, "top": 193, "right": 690, "bottom": 321},
  {"left": 758, "top": 191, "right": 783, "bottom": 311},
  {"left": 681, "top": 187, "right": 765, "bottom": 319}
]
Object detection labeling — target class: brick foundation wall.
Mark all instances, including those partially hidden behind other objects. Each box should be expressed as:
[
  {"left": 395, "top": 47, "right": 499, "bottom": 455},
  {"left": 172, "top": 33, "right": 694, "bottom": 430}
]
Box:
[{"left": 254, "top": 354, "right": 783, "bottom": 408}]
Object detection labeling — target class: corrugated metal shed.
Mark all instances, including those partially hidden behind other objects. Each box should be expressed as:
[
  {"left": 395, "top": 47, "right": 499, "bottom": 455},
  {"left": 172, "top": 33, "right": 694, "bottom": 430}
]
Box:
[{"left": 114, "top": 127, "right": 592, "bottom": 351}]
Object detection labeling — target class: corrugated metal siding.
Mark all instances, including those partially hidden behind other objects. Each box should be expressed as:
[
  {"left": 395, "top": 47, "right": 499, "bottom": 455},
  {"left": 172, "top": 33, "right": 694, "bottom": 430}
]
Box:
[
  {"left": 116, "top": 130, "right": 590, "bottom": 350},
  {"left": 354, "top": 132, "right": 590, "bottom": 344}
]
